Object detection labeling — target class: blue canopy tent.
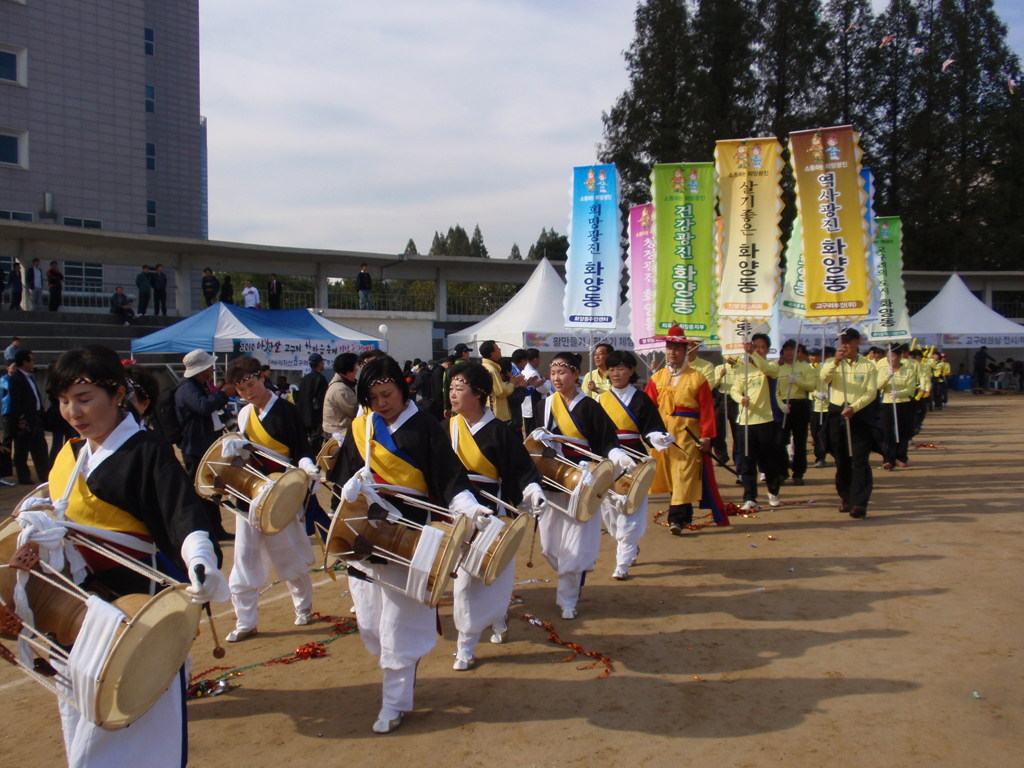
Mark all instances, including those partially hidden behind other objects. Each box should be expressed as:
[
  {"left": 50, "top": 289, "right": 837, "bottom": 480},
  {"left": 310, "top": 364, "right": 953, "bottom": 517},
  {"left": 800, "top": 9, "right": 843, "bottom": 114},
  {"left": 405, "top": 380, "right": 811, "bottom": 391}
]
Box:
[{"left": 131, "top": 303, "right": 386, "bottom": 369}]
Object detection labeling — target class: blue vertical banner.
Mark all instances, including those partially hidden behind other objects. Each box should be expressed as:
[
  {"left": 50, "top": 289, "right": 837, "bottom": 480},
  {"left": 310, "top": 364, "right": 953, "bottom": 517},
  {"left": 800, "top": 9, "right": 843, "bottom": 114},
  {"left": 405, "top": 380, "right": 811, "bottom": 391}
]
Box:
[
  {"left": 860, "top": 167, "right": 880, "bottom": 324},
  {"left": 564, "top": 164, "right": 622, "bottom": 330}
]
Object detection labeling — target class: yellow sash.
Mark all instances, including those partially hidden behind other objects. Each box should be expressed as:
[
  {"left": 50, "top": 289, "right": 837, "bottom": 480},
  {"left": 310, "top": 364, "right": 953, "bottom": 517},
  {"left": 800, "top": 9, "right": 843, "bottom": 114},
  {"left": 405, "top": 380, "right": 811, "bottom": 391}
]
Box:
[
  {"left": 244, "top": 408, "right": 290, "bottom": 457},
  {"left": 350, "top": 412, "right": 429, "bottom": 493},
  {"left": 50, "top": 440, "right": 150, "bottom": 537},
  {"left": 453, "top": 415, "right": 499, "bottom": 481},
  {"left": 551, "top": 393, "right": 586, "bottom": 441},
  {"left": 599, "top": 390, "right": 639, "bottom": 435}
]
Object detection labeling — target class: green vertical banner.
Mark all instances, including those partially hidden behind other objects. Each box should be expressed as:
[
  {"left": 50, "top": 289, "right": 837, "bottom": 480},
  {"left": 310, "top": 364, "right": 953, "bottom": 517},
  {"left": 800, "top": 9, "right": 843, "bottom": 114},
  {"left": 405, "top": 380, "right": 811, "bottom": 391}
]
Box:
[
  {"left": 866, "top": 216, "right": 911, "bottom": 343},
  {"left": 651, "top": 162, "right": 717, "bottom": 337},
  {"left": 780, "top": 215, "right": 805, "bottom": 316}
]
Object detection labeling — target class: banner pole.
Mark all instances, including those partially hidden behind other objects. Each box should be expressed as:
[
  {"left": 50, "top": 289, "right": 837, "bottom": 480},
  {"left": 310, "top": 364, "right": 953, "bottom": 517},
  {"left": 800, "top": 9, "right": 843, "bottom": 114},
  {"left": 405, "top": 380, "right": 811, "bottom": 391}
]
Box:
[
  {"left": 888, "top": 343, "right": 900, "bottom": 445},
  {"left": 744, "top": 325, "right": 750, "bottom": 458}
]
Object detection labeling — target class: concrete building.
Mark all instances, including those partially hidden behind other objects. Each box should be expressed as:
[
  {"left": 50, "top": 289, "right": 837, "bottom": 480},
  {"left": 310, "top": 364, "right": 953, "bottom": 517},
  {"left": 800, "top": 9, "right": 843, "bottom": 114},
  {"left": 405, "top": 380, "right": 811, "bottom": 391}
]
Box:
[{"left": 1, "top": 0, "right": 204, "bottom": 308}]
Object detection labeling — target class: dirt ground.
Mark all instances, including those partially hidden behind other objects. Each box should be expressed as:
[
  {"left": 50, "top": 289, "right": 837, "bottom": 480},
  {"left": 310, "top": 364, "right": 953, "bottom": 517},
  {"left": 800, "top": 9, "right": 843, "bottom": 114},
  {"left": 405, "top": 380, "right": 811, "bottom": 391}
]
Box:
[{"left": 1, "top": 393, "right": 1021, "bottom": 767}]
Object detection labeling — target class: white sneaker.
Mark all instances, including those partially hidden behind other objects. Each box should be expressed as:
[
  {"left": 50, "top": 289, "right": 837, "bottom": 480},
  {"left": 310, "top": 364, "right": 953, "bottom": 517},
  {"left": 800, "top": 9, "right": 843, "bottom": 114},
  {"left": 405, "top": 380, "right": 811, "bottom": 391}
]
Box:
[
  {"left": 561, "top": 608, "right": 577, "bottom": 620},
  {"left": 768, "top": 492, "right": 781, "bottom": 507},
  {"left": 295, "top": 612, "right": 311, "bottom": 626},
  {"left": 452, "top": 656, "right": 475, "bottom": 671},
  {"left": 490, "top": 626, "right": 508, "bottom": 644},
  {"left": 741, "top": 500, "right": 759, "bottom": 512},
  {"left": 226, "top": 627, "right": 257, "bottom": 642},
  {"left": 612, "top": 567, "right": 627, "bottom": 580},
  {"left": 372, "top": 711, "right": 403, "bottom": 734}
]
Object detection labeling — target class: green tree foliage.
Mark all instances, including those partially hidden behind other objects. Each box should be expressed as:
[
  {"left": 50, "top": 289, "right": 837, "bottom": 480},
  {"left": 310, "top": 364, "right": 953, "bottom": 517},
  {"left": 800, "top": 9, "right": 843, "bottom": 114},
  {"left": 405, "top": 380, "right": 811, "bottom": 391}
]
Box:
[
  {"left": 404, "top": 238, "right": 418, "bottom": 256},
  {"left": 468, "top": 224, "right": 489, "bottom": 258},
  {"left": 599, "top": 0, "right": 1023, "bottom": 269},
  {"left": 526, "top": 228, "right": 570, "bottom": 261},
  {"left": 446, "top": 225, "right": 472, "bottom": 256},
  {"left": 509, "top": 243, "right": 522, "bottom": 260},
  {"left": 429, "top": 231, "right": 447, "bottom": 256}
]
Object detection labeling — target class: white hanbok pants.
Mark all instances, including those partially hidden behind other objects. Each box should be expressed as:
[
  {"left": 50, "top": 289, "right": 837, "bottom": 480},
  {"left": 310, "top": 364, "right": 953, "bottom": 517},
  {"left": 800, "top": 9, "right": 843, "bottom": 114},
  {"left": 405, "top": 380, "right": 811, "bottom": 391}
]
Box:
[
  {"left": 453, "top": 557, "right": 514, "bottom": 661},
  {"left": 229, "top": 516, "right": 315, "bottom": 631},
  {"left": 538, "top": 491, "right": 602, "bottom": 612},
  {"left": 349, "top": 564, "right": 437, "bottom": 717},
  {"left": 601, "top": 496, "right": 648, "bottom": 572}
]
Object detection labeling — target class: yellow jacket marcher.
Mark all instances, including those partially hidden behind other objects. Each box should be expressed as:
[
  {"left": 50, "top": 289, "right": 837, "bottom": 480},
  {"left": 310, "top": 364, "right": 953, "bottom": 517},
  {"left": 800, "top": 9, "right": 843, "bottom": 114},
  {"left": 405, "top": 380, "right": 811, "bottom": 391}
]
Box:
[
  {"left": 730, "top": 352, "right": 780, "bottom": 426},
  {"left": 820, "top": 356, "right": 878, "bottom": 412},
  {"left": 482, "top": 357, "right": 515, "bottom": 422}
]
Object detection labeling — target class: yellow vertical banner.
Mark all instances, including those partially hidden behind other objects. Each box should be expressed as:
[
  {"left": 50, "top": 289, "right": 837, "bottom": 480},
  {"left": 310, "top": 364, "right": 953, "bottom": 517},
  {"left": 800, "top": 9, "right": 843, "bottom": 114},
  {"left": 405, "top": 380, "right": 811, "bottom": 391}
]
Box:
[
  {"left": 714, "top": 138, "right": 784, "bottom": 320},
  {"left": 789, "top": 125, "right": 871, "bottom": 322}
]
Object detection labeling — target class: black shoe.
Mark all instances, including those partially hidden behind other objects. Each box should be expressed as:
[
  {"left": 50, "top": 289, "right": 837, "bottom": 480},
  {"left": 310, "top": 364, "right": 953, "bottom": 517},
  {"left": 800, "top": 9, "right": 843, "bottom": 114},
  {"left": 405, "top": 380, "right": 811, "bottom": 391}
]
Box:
[
  {"left": 792, "top": 477, "right": 805, "bottom": 486},
  {"left": 839, "top": 503, "right": 852, "bottom": 514},
  {"left": 849, "top": 507, "right": 867, "bottom": 519},
  {"left": 735, "top": 479, "right": 743, "bottom": 485},
  {"left": 813, "top": 460, "right": 826, "bottom": 469},
  {"left": 669, "top": 524, "right": 683, "bottom": 536}
]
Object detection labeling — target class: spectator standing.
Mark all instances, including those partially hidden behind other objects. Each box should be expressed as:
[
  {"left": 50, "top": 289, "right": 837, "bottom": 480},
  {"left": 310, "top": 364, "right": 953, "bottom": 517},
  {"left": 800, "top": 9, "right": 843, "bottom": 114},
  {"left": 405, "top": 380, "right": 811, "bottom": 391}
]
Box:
[
  {"left": 151, "top": 263, "right": 168, "bottom": 315},
  {"left": 323, "top": 353, "right": 358, "bottom": 439},
  {"left": 0, "top": 361, "right": 15, "bottom": 486},
  {"left": 582, "top": 343, "right": 614, "bottom": 399},
  {"left": 428, "top": 356, "right": 454, "bottom": 418},
  {"left": 242, "top": 280, "right": 259, "bottom": 308},
  {"left": 267, "top": 274, "right": 283, "bottom": 309},
  {"left": 7, "top": 349, "right": 50, "bottom": 484},
  {"left": 973, "top": 346, "right": 996, "bottom": 392},
  {"left": 220, "top": 274, "right": 235, "bottom": 304},
  {"left": 26, "top": 258, "right": 44, "bottom": 310},
  {"left": 175, "top": 349, "right": 235, "bottom": 539},
  {"left": 356, "top": 263, "right": 373, "bottom": 309},
  {"left": 110, "top": 286, "right": 135, "bottom": 324},
  {"left": 135, "top": 265, "right": 152, "bottom": 316},
  {"left": 201, "top": 268, "right": 220, "bottom": 307},
  {"left": 4, "top": 337, "right": 21, "bottom": 363},
  {"left": 296, "top": 353, "right": 328, "bottom": 452},
  {"left": 520, "top": 347, "right": 552, "bottom": 433},
  {"left": 411, "top": 361, "right": 433, "bottom": 404},
  {"left": 8, "top": 263, "right": 23, "bottom": 310},
  {"left": 47, "top": 261, "right": 63, "bottom": 311},
  {"left": 479, "top": 339, "right": 525, "bottom": 422}
]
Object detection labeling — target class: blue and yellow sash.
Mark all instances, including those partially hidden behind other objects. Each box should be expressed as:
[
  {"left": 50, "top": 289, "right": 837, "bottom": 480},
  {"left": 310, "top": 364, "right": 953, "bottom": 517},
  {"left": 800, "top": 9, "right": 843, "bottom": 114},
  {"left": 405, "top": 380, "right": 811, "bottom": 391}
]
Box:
[
  {"left": 351, "top": 412, "right": 429, "bottom": 494},
  {"left": 599, "top": 390, "right": 640, "bottom": 440},
  {"left": 244, "top": 409, "right": 290, "bottom": 457},
  {"left": 551, "top": 392, "right": 587, "bottom": 442},
  {"left": 451, "top": 415, "right": 499, "bottom": 483}
]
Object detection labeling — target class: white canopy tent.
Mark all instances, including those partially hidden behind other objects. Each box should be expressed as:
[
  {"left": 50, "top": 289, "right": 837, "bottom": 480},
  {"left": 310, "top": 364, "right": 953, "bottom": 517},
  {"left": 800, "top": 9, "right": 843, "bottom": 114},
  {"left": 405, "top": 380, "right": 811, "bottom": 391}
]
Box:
[
  {"left": 447, "top": 258, "right": 634, "bottom": 353},
  {"left": 911, "top": 274, "right": 1024, "bottom": 349}
]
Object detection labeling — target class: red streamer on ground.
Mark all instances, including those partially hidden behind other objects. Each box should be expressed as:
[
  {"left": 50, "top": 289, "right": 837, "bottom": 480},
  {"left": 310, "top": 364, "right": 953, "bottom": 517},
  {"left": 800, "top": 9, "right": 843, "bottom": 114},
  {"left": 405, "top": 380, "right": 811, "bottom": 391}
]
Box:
[
  {"left": 520, "top": 613, "right": 612, "bottom": 678},
  {"left": 913, "top": 443, "right": 947, "bottom": 450}
]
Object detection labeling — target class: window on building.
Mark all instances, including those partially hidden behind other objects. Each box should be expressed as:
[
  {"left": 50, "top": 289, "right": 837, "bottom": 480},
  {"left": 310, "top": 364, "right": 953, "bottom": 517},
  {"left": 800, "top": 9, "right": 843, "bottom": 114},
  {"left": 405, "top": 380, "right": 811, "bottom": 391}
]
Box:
[
  {"left": 0, "top": 45, "right": 26, "bottom": 87},
  {"left": 145, "top": 85, "right": 155, "bottom": 113},
  {"left": 64, "top": 262, "right": 104, "bottom": 293},
  {"left": 146, "top": 200, "right": 157, "bottom": 228},
  {"left": 0, "top": 210, "right": 33, "bottom": 222},
  {"left": 146, "top": 142, "right": 155, "bottom": 170},
  {"left": 144, "top": 28, "right": 154, "bottom": 56},
  {"left": 62, "top": 217, "right": 102, "bottom": 229},
  {"left": 0, "top": 129, "right": 27, "bottom": 168}
]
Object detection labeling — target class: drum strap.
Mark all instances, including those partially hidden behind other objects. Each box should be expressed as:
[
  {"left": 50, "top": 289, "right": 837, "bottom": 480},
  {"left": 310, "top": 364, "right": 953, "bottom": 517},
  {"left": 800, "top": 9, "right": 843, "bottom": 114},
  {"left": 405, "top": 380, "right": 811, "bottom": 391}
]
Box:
[
  {"left": 405, "top": 525, "right": 444, "bottom": 603},
  {"left": 65, "top": 595, "right": 126, "bottom": 722}
]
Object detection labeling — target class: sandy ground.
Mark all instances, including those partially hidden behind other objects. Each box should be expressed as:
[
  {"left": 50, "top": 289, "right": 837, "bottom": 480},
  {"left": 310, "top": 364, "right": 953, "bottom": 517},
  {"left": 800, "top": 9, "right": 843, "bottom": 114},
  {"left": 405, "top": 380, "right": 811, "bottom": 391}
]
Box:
[{"left": 1, "top": 393, "right": 1021, "bottom": 767}]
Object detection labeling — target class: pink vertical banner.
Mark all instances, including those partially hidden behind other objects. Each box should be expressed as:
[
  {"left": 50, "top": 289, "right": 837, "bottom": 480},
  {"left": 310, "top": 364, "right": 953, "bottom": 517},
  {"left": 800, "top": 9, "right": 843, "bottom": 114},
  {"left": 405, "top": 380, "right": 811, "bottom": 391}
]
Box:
[{"left": 629, "top": 203, "right": 660, "bottom": 350}]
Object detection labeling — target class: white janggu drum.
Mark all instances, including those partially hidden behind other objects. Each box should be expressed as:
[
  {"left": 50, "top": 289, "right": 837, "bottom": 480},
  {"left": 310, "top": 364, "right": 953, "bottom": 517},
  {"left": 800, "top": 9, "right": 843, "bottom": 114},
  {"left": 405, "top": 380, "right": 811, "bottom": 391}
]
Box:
[
  {"left": 523, "top": 437, "right": 614, "bottom": 522},
  {"left": 194, "top": 434, "right": 310, "bottom": 535},
  {"left": 612, "top": 450, "right": 658, "bottom": 515},
  {"left": 0, "top": 488, "right": 200, "bottom": 731},
  {"left": 459, "top": 511, "right": 530, "bottom": 586}
]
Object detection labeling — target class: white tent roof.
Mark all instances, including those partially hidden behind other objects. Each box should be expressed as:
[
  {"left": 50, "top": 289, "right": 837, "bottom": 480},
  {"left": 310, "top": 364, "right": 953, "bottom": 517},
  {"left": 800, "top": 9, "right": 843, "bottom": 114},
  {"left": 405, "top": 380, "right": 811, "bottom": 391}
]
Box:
[
  {"left": 911, "top": 274, "right": 1024, "bottom": 348},
  {"left": 447, "top": 258, "right": 633, "bottom": 353}
]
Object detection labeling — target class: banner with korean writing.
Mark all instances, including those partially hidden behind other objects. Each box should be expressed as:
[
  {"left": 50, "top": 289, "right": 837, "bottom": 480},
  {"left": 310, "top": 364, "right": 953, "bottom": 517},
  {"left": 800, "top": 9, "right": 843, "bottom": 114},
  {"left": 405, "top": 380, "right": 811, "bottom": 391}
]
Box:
[
  {"left": 232, "top": 337, "right": 380, "bottom": 371},
  {"left": 789, "top": 125, "right": 872, "bottom": 322},
  {"left": 628, "top": 203, "right": 660, "bottom": 350},
  {"left": 780, "top": 216, "right": 805, "bottom": 317},
  {"left": 715, "top": 138, "right": 783, "bottom": 320},
  {"left": 564, "top": 164, "right": 622, "bottom": 330},
  {"left": 650, "top": 162, "right": 717, "bottom": 338},
  {"left": 865, "top": 217, "right": 911, "bottom": 343},
  {"left": 860, "top": 167, "right": 880, "bottom": 323}
]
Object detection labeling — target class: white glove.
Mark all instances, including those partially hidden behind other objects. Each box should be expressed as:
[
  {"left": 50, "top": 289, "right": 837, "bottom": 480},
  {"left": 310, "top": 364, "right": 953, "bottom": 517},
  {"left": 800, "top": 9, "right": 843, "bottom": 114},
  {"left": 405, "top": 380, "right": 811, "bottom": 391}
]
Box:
[
  {"left": 341, "top": 467, "right": 374, "bottom": 503},
  {"left": 646, "top": 432, "right": 675, "bottom": 452},
  {"left": 778, "top": 402, "right": 791, "bottom": 414},
  {"left": 608, "top": 447, "right": 636, "bottom": 476},
  {"left": 181, "top": 531, "right": 230, "bottom": 604},
  {"left": 521, "top": 482, "right": 548, "bottom": 519},
  {"left": 474, "top": 511, "right": 494, "bottom": 532},
  {"left": 331, "top": 432, "right": 344, "bottom": 443},
  {"left": 299, "top": 457, "right": 322, "bottom": 493},
  {"left": 577, "top": 462, "right": 595, "bottom": 488},
  {"left": 529, "top": 428, "right": 557, "bottom": 449},
  {"left": 814, "top": 391, "right": 829, "bottom": 401},
  {"left": 786, "top": 374, "right": 798, "bottom": 384},
  {"left": 220, "top": 437, "right": 251, "bottom": 459}
]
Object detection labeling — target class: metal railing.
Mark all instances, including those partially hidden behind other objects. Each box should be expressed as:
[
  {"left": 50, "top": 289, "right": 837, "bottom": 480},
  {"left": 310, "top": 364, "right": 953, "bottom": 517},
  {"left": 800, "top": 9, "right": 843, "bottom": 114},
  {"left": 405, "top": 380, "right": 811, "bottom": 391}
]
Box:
[
  {"left": 993, "top": 301, "right": 1024, "bottom": 319},
  {"left": 279, "top": 291, "right": 315, "bottom": 310},
  {"left": 327, "top": 292, "right": 434, "bottom": 312},
  {"left": 0, "top": 284, "right": 139, "bottom": 310},
  {"left": 446, "top": 295, "right": 514, "bottom": 316}
]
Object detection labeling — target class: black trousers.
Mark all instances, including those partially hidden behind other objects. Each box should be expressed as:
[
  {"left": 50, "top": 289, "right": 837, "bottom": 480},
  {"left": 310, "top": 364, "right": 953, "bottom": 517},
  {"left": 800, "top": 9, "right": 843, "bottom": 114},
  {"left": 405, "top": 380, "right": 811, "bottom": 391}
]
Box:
[
  {"left": 711, "top": 390, "right": 729, "bottom": 461},
  {"left": 182, "top": 452, "right": 228, "bottom": 536},
  {"left": 269, "top": 295, "right": 281, "bottom": 309},
  {"left": 48, "top": 286, "right": 61, "bottom": 311},
  {"left": 735, "top": 421, "right": 783, "bottom": 502},
  {"left": 931, "top": 378, "right": 945, "bottom": 410},
  {"left": 668, "top": 503, "right": 693, "bottom": 527},
  {"left": 778, "top": 399, "right": 810, "bottom": 479},
  {"left": 811, "top": 408, "right": 828, "bottom": 462},
  {"left": 153, "top": 288, "right": 167, "bottom": 315},
  {"left": 915, "top": 396, "right": 929, "bottom": 431},
  {"left": 13, "top": 423, "right": 50, "bottom": 484},
  {"left": 881, "top": 400, "right": 913, "bottom": 465},
  {"left": 138, "top": 291, "right": 150, "bottom": 315},
  {"left": 308, "top": 428, "right": 324, "bottom": 455},
  {"left": 827, "top": 408, "right": 873, "bottom": 509}
]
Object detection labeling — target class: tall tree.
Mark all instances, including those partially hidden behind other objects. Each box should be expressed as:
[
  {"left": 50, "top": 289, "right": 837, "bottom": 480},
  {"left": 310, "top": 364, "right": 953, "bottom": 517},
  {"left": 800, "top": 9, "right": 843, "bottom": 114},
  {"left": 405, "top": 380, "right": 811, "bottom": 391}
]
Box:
[
  {"left": 527, "top": 227, "right": 570, "bottom": 261},
  {"left": 446, "top": 225, "right": 471, "bottom": 256},
  {"left": 429, "top": 231, "right": 448, "bottom": 256},
  {"left": 468, "top": 224, "right": 489, "bottom": 258},
  {"left": 404, "top": 238, "right": 418, "bottom": 256},
  {"left": 818, "top": 0, "right": 878, "bottom": 133},
  {"left": 509, "top": 243, "right": 522, "bottom": 260}
]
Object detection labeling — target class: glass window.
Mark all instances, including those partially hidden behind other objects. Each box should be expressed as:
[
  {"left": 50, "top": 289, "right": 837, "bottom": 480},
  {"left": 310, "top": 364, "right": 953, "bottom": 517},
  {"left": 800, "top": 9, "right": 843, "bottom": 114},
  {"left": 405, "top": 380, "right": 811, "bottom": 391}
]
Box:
[
  {"left": 64, "top": 262, "right": 104, "bottom": 293},
  {"left": 0, "top": 51, "right": 15, "bottom": 82},
  {"left": 146, "top": 199, "right": 156, "bottom": 228},
  {"left": 146, "top": 142, "right": 155, "bottom": 170},
  {"left": 145, "top": 85, "right": 155, "bottom": 113},
  {"left": 0, "top": 133, "right": 18, "bottom": 165},
  {"left": 63, "top": 217, "right": 102, "bottom": 229},
  {"left": 0, "top": 210, "right": 33, "bottom": 221},
  {"left": 144, "top": 27, "right": 154, "bottom": 56}
]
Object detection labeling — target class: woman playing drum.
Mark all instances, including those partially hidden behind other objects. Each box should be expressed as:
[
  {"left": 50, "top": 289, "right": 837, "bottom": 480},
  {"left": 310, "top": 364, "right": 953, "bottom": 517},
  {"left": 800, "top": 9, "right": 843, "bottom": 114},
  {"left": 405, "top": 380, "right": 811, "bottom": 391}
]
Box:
[
  {"left": 445, "top": 362, "right": 547, "bottom": 671},
  {"left": 598, "top": 351, "right": 674, "bottom": 579},
  {"left": 48, "top": 344, "right": 230, "bottom": 767},
  {"left": 222, "top": 355, "right": 322, "bottom": 642},
  {"left": 328, "top": 355, "right": 485, "bottom": 734},
  {"left": 531, "top": 351, "right": 629, "bottom": 620}
]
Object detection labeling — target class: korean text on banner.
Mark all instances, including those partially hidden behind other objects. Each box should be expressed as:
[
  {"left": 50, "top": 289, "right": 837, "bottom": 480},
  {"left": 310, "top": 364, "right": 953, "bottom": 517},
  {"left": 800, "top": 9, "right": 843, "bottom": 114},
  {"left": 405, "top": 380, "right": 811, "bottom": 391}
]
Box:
[
  {"left": 781, "top": 215, "right": 805, "bottom": 317},
  {"left": 866, "top": 217, "right": 911, "bottom": 343},
  {"left": 233, "top": 338, "right": 380, "bottom": 371},
  {"left": 564, "top": 164, "right": 622, "bottom": 330},
  {"left": 650, "top": 162, "right": 717, "bottom": 338},
  {"left": 715, "top": 138, "right": 783, "bottom": 320},
  {"left": 628, "top": 204, "right": 660, "bottom": 350},
  {"left": 789, "top": 126, "right": 871, "bottom": 322}
]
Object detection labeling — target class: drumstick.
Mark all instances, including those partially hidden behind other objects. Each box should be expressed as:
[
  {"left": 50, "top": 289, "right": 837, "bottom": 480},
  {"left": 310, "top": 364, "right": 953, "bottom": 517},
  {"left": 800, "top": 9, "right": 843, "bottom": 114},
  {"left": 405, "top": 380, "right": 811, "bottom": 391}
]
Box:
[
  {"left": 193, "top": 565, "right": 226, "bottom": 659},
  {"left": 526, "top": 516, "right": 538, "bottom": 568}
]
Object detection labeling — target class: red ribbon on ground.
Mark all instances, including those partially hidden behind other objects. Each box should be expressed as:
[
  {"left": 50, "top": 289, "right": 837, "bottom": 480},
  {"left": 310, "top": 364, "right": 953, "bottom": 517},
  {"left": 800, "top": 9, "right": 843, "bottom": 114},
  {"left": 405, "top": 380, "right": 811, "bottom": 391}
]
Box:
[{"left": 520, "top": 613, "right": 612, "bottom": 678}]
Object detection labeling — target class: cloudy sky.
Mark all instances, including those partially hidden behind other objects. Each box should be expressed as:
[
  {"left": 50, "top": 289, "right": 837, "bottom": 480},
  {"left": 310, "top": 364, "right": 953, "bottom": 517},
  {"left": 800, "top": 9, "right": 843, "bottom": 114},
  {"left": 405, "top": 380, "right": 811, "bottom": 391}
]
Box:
[{"left": 200, "top": 0, "right": 1023, "bottom": 263}]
